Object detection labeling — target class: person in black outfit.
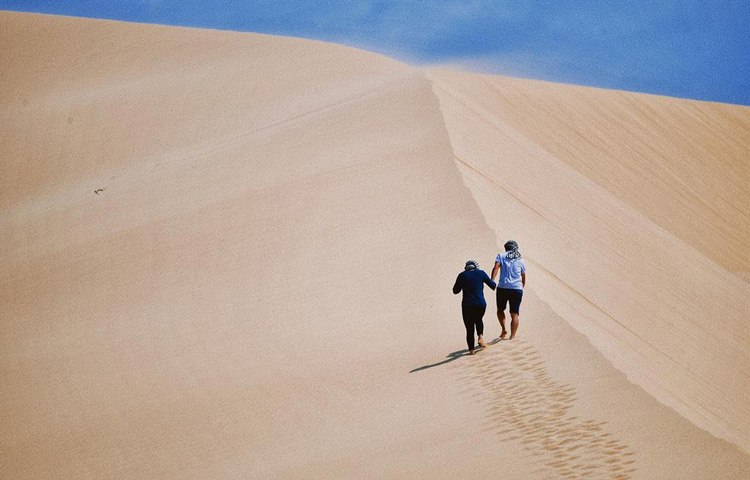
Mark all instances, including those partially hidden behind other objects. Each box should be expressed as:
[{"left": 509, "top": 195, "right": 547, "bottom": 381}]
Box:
[{"left": 453, "top": 260, "right": 497, "bottom": 354}]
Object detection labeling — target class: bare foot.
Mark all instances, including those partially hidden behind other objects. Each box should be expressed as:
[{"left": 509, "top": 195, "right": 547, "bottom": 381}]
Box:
[
  {"left": 478, "top": 337, "right": 487, "bottom": 348},
  {"left": 500, "top": 331, "right": 507, "bottom": 339},
  {"left": 468, "top": 349, "right": 475, "bottom": 355}
]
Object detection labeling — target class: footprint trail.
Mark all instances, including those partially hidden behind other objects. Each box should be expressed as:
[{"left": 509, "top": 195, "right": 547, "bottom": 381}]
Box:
[{"left": 455, "top": 339, "right": 636, "bottom": 479}]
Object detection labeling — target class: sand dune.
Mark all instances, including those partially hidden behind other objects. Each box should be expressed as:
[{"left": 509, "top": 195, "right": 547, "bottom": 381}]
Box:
[
  {"left": 427, "top": 68, "right": 750, "bottom": 453},
  {"left": 2, "top": 11, "right": 749, "bottom": 479}
]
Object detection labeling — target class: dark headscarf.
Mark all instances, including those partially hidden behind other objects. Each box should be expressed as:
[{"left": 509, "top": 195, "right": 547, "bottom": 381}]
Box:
[
  {"left": 504, "top": 240, "right": 521, "bottom": 260},
  {"left": 465, "top": 260, "right": 478, "bottom": 270}
]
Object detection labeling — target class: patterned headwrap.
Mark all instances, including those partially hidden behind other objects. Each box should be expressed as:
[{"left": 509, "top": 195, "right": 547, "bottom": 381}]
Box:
[
  {"left": 504, "top": 240, "right": 521, "bottom": 260},
  {"left": 465, "top": 260, "right": 478, "bottom": 270}
]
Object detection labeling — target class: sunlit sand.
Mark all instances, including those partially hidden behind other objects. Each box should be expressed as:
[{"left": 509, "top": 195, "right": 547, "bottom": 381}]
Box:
[{"left": 2, "top": 11, "right": 748, "bottom": 479}]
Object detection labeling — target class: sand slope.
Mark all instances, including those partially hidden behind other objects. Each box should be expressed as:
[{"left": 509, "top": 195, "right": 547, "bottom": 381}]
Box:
[
  {"left": 427, "top": 68, "right": 750, "bottom": 454},
  {"left": 1, "top": 12, "right": 500, "bottom": 479},
  {"left": 429, "top": 72, "right": 749, "bottom": 277},
  {"left": 2, "top": 11, "right": 750, "bottom": 479}
]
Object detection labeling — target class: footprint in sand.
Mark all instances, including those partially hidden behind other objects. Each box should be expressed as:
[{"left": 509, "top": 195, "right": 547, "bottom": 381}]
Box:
[{"left": 454, "top": 340, "right": 636, "bottom": 479}]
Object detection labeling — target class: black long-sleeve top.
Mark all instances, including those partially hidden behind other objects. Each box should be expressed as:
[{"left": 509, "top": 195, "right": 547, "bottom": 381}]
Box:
[{"left": 453, "top": 269, "right": 496, "bottom": 307}]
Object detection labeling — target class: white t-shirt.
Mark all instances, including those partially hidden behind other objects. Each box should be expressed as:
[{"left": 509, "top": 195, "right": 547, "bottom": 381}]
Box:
[{"left": 495, "top": 252, "right": 526, "bottom": 290}]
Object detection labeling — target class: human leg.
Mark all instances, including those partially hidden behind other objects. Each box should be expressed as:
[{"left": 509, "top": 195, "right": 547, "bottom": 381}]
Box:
[
  {"left": 496, "top": 289, "right": 509, "bottom": 338},
  {"left": 476, "top": 305, "right": 487, "bottom": 348},
  {"left": 461, "top": 305, "right": 476, "bottom": 352},
  {"left": 509, "top": 313, "right": 519, "bottom": 339},
  {"left": 497, "top": 312, "right": 507, "bottom": 339},
  {"left": 508, "top": 289, "right": 524, "bottom": 340}
]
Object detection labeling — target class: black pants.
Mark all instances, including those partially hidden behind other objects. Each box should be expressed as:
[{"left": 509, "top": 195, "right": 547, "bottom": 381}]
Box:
[{"left": 462, "top": 305, "right": 486, "bottom": 350}]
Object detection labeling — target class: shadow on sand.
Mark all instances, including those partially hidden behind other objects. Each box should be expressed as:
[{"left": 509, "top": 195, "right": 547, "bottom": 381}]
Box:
[{"left": 409, "top": 338, "right": 502, "bottom": 373}]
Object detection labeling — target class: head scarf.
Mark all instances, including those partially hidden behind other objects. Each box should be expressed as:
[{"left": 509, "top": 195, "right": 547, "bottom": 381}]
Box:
[
  {"left": 504, "top": 240, "right": 521, "bottom": 260},
  {"left": 465, "top": 260, "right": 478, "bottom": 270}
]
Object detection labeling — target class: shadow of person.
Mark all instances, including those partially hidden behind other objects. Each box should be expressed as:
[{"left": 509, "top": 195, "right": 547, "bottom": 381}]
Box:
[
  {"left": 409, "top": 338, "right": 502, "bottom": 373},
  {"left": 409, "top": 349, "right": 468, "bottom": 373}
]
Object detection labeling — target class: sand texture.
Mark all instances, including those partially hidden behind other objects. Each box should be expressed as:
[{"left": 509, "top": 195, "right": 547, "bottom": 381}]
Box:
[{"left": 2, "top": 11, "right": 749, "bottom": 479}]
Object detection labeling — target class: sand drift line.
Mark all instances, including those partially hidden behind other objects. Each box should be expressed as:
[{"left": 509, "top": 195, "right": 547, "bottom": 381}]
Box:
[{"left": 455, "top": 340, "right": 636, "bottom": 479}]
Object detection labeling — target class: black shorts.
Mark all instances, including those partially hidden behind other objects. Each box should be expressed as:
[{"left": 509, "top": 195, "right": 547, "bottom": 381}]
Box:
[{"left": 496, "top": 288, "right": 523, "bottom": 314}]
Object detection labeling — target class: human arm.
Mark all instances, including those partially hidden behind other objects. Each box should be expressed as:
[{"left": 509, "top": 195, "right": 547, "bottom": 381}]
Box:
[
  {"left": 483, "top": 271, "right": 497, "bottom": 290},
  {"left": 521, "top": 272, "right": 526, "bottom": 288},
  {"left": 453, "top": 274, "right": 462, "bottom": 295},
  {"left": 491, "top": 261, "right": 501, "bottom": 282}
]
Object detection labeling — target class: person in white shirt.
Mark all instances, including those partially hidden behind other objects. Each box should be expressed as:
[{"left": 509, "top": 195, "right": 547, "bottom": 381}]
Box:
[{"left": 491, "top": 240, "right": 527, "bottom": 340}]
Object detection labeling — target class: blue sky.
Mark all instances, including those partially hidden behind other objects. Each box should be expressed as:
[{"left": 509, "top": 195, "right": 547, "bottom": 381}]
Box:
[{"left": 3, "top": 1, "right": 749, "bottom": 105}]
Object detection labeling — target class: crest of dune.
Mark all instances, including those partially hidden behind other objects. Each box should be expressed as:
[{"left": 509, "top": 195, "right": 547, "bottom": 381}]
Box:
[{"left": 2, "top": 11, "right": 749, "bottom": 479}]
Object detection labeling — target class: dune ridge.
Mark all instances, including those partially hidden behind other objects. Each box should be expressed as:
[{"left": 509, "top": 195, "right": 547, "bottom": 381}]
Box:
[
  {"left": 427, "top": 68, "right": 750, "bottom": 454},
  {"left": 2, "top": 11, "right": 750, "bottom": 479}
]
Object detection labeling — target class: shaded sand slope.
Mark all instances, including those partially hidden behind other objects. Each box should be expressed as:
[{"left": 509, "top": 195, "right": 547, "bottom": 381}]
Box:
[
  {"left": 1, "top": 12, "right": 504, "bottom": 479},
  {"left": 432, "top": 74, "right": 749, "bottom": 278},
  {"left": 428, "top": 69, "right": 750, "bottom": 453}
]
